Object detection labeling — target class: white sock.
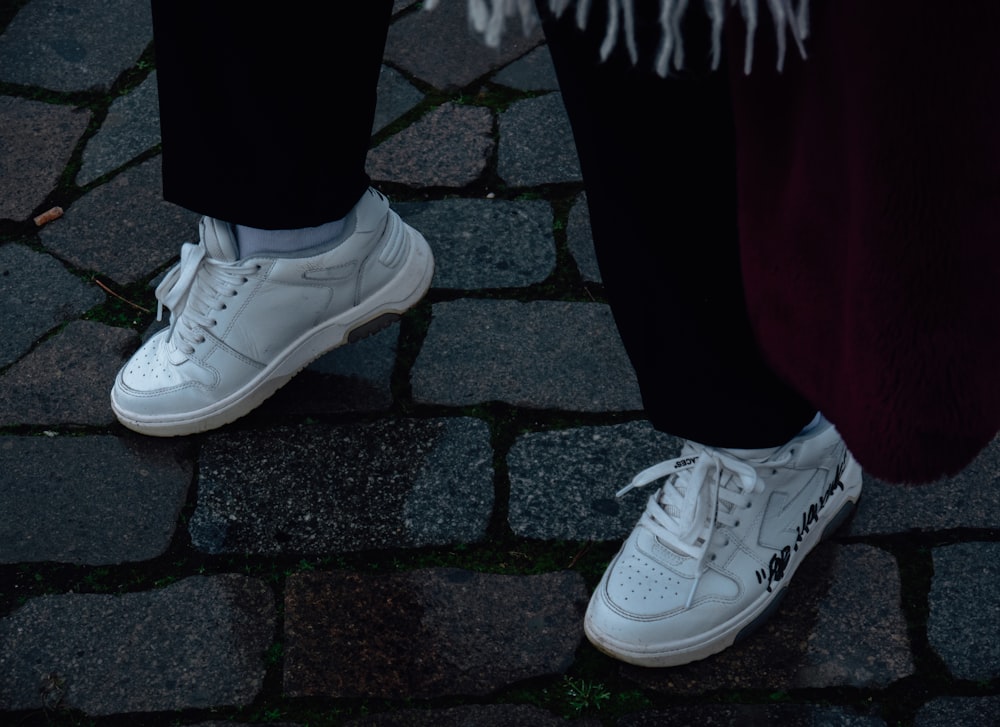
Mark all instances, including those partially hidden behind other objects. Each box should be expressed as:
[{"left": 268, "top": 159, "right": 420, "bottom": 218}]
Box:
[{"left": 234, "top": 217, "right": 347, "bottom": 258}]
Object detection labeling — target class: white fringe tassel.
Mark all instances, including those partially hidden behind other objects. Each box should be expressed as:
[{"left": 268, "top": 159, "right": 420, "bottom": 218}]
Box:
[{"left": 423, "top": 0, "right": 812, "bottom": 75}]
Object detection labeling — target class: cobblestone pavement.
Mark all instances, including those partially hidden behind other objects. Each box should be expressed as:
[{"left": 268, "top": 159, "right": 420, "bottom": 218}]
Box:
[{"left": 1, "top": 1, "right": 998, "bottom": 725}]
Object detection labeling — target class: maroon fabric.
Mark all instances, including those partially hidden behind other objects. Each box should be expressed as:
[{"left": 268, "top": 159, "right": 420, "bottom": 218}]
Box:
[{"left": 727, "top": 1, "right": 1000, "bottom": 482}]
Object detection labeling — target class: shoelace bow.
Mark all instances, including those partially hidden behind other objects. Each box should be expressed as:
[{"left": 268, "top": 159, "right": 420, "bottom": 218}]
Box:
[
  {"left": 617, "top": 448, "right": 763, "bottom": 606},
  {"left": 155, "top": 241, "right": 259, "bottom": 356}
]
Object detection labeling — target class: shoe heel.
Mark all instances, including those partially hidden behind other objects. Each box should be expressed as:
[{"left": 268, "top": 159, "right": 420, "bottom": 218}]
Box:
[{"left": 820, "top": 498, "right": 858, "bottom": 542}]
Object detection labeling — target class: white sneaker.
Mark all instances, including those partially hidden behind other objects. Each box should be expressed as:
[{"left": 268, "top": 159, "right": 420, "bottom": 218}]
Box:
[
  {"left": 584, "top": 416, "right": 862, "bottom": 667},
  {"left": 111, "top": 188, "right": 434, "bottom": 436}
]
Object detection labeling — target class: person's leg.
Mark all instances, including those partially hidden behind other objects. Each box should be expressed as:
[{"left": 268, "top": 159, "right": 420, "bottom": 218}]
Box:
[
  {"left": 538, "top": 2, "right": 816, "bottom": 449},
  {"left": 150, "top": 2, "right": 392, "bottom": 229},
  {"left": 111, "top": 3, "right": 434, "bottom": 436},
  {"left": 538, "top": 1, "right": 860, "bottom": 668}
]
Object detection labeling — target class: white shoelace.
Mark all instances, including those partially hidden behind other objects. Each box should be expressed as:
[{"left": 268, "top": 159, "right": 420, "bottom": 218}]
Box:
[
  {"left": 155, "top": 242, "right": 259, "bottom": 356},
  {"left": 617, "top": 447, "right": 762, "bottom": 606}
]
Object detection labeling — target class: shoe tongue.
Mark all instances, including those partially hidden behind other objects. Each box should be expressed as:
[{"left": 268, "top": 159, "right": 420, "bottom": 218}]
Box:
[
  {"left": 200, "top": 217, "right": 240, "bottom": 262},
  {"left": 656, "top": 467, "right": 699, "bottom": 521}
]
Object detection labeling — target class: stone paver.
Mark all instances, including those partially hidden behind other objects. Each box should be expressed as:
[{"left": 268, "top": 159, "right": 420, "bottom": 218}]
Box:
[
  {"left": 0, "top": 435, "right": 192, "bottom": 564},
  {"left": 0, "top": 243, "right": 104, "bottom": 367},
  {"left": 566, "top": 191, "right": 601, "bottom": 283},
  {"left": 384, "top": 0, "right": 543, "bottom": 90},
  {"left": 492, "top": 45, "right": 560, "bottom": 91},
  {"left": 0, "top": 96, "right": 91, "bottom": 220},
  {"left": 619, "top": 705, "right": 887, "bottom": 726},
  {"left": 0, "top": 0, "right": 151, "bottom": 92},
  {"left": 348, "top": 704, "right": 596, "bottom": 726},
  {"left": 367, "top": 102, "right": 494, "bottom": 187},
  {"left": 0, "top": 320, "right": 136, "bottom": 427},
  {"left": 38, "top": 156, "right": 199, "bottom": 285},
  {"left": 412, "top": 299, "right": 642, "bottom": 410},
  {"left": 507, "top": 421, "right": 681, "bottom": 540},
  {"left": 396, "top": 197, "right": 556, "bottom": 289},
  {"left": 77, "top": 71, "right": 160, "bottom": 185},
  {"left": 373, "top": 65, "right": 425, "bottom": 134},
  {"left": 284, "top": 568, "right": 587, "bottom": 699},
  {"left": 794, "top": 544, "right": 914, "bottom": 688},
  {"left": 849, "top": 437, "right": 1000, "bottom": 535},
  {"left": 914, "top": 696, "right": 1000, "bottom": 727},
  {"left": 188, "top": 418, "right": 494, "bottom": 555},
  {"left": 927, "top": 542, "right": 1000, "bottom": 681},
  {"left": 497, "top": 93, "right": 582, "bottom": 186},
  {"left": 0, "top": 575, "right": 274, "bottom": 715}
]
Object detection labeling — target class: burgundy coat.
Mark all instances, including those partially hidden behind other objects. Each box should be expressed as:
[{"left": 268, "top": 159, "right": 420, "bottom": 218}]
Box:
[{"left": 727, "top": 1, "right": 1000, "bottom": 482}]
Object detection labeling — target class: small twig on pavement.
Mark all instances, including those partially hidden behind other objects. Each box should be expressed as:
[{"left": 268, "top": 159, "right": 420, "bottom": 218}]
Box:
[
  {"left": 94, "top": 278, "right": 151, "bottom": 314},
  {"left": 568, "top": 541, "right": 593, "bottom": 569}
]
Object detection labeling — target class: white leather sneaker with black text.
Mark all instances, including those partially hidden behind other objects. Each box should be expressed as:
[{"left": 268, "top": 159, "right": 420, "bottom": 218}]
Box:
[
  {"left": 111, "top": 188, "right": 433, "bottom": 436},
  {"left": 584, "top": 416, "right": 862, "bottom": 667}
]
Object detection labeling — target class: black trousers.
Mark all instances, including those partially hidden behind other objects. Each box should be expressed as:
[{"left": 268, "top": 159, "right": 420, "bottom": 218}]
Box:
[
  {"left": 150, "top": 0, "right": 814, "bottom": 447},
  {"left": 538, "top": 4, "right": 816, "bottom": 447},
  {"left": 150, "top": 1, "right": 392, "bottom": 229}
]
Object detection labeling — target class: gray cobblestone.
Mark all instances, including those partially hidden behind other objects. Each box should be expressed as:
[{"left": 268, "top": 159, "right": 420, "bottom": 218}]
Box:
[
  {"left": 0, "top": 0, "right": 151, "bottom": 92},
  {"left": 189, "top": 418, "right": 494, "bottom": 555},
  {"left": 927, "top": 542, "right": 1000, "bottom": 681},
  {"left": 0, "top": 96, "right": 91, "bottom": 221},
  {"left": 396, "top": 197, "right": 556, "bottom": 289},
  {"left": 0, "top": 434, "right": 192, "bottom": 564},
  {"left": 77, "top": 72, "right": 161, "bottom": 185},
  {"left": 368, "top": 103, "right": 494, "bottom": 188},
  {"left": 508, "top": 421, "right": 681, "bottom": 540},
  {"left": 38, "top": 156, "right": 199, "bottom": 285},
  {"left": 498, "top": 93, "right": 582, "bottom": 186},
  {"left": 848, "top": 437, "right": 1000, "bottom": 535},
  {"left": 914, "top": 696, "right": 1000, "bottom": 727},
  {"left": 0, "top": 575, "right": 274, "bottom": 715},
  {"left": 284, "top": 568, "right": 587, "bottom": 699},
  {"left": 0, "top": 244, "right": 104, "bottom": 367},
  {"left": 412, "top": 299, "right": 642, "bottom": 410},
  {"left": 0, "top": 320, "right": 136, "bottom": 427}
]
